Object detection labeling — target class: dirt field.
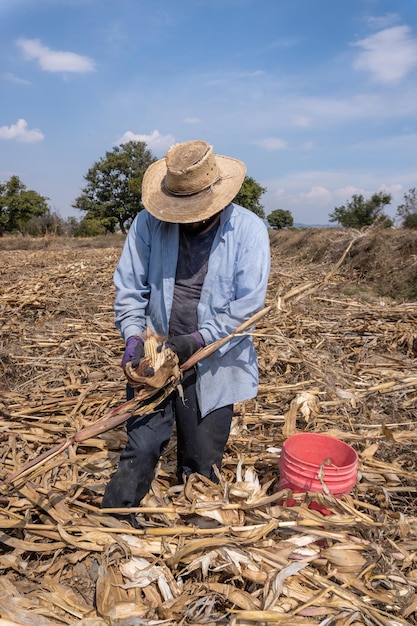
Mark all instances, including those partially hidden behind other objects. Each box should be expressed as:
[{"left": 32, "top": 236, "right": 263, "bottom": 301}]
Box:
[{"left": 0, "top": 229, "right": 416, "bottom": 625}]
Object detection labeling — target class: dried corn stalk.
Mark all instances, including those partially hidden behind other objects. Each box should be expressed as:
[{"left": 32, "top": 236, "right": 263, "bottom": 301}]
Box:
[{"left": 2, "top": 238, "right": 417, "bottom": 626}]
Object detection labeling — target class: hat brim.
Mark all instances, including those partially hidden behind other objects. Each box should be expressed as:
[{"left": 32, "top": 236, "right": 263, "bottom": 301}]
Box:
[{"left": 142, "top": 154, "right": 246, "bottom": 223}]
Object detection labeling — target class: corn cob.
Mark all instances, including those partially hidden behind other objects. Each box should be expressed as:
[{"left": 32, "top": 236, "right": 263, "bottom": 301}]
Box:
[{"left": 144, "top": 328, "right": 159, "bottom": 368}]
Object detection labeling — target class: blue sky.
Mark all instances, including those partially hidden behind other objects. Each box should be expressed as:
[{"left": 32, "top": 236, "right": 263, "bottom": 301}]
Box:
[{"left": 1, "top": 0, "right": 417, "bottom": 225}]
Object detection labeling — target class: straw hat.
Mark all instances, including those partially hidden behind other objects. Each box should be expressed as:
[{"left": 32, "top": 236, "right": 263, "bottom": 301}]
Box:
[{"left": 141, "top": 140, "right": 246, "bottom": 223}]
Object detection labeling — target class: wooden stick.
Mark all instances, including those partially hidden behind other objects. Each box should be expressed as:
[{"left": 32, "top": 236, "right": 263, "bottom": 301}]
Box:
[{"left": 181, "top": 304, "right": 274, "bottom": 370}]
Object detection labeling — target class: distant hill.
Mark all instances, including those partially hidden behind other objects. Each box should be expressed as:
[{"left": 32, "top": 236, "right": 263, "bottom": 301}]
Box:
[
  {"left": 293, "top": 223, "right": 334, "bottom": 228},
  {"left": 268, "top": 227, "right": 417, "bottom": 301}
]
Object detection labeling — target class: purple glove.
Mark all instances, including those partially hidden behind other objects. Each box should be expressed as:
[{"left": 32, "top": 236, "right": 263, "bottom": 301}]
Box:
[
  {"left": 121, "top": 336, "right": 144, "bottom": 368},
  {"left": 166, "top": 331, "right": 204, "bottom": 365}
]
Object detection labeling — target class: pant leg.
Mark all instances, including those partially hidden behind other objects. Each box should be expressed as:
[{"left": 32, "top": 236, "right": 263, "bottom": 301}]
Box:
[
  {"left": 126, "top": 383, "right": 135, "bottom": 401},
  {"left": 175, "top": 369, "right": 233, "bottom": 483},
  {"left": 102, "top": 396, "right": 175, "bottom": 508}
]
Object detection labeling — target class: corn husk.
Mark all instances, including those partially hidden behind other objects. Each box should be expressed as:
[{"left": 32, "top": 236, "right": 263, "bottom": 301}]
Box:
[{"left": 123, "top": 328, "right": 181, "bottom": 389}]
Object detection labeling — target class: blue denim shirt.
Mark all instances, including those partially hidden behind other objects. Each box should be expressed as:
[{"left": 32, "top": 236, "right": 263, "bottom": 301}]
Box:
[{"left": 114, "top": 202, "right": 271, "bottom": 416}]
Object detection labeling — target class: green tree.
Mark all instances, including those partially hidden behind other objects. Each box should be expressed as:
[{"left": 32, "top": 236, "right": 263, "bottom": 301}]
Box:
[
  {"left": 396, "top": 188, "right": 417, "bottom": 228},
  {"left": 403, "top": 213, "right": 417, "bottom": 229},
  {"left": 329, "top": 192, "right": 393, "bottom": 228},
  {"left": 70, "top": 216, "right": 107, "bottom": 237},
  {"left": 267, "top": 209, "right": 294, "bottom": 229},
  {"left": 73, "top": 141, "right": 157, "bottom": 234},
  {"left": 0, "top": 175, "right": 49, "bottom": 235},
  {"left": 233, "top": 176, "right": 266, "bottom": 219}
]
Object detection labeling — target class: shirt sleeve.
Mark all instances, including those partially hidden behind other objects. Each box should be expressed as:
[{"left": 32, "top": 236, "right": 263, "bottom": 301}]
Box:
[{"left": 113, "top": 212, "right": 151, "bottom": 341}]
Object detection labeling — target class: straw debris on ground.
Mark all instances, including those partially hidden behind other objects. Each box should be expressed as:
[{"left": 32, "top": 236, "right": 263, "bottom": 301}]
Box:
[{"left": 0, "top": 229, "right": 416, "bottom": 626}]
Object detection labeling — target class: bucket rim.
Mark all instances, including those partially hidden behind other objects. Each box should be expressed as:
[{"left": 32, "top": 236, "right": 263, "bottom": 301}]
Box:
[{"left": 282, "top": 432, "right": 358, "bottom": 465}]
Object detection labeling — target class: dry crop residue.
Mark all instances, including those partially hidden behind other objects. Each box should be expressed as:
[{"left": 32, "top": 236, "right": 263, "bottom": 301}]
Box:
[{"left": 0, "top": 235, "right": 416, "bottom": 626}]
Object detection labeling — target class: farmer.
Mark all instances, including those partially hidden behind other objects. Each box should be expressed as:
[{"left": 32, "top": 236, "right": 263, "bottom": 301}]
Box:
[{"left": 102, "top": 140, "right": 270, "bottom": 526}]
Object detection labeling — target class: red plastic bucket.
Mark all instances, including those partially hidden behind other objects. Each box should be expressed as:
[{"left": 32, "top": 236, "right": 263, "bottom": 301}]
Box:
[{"left": 279, "top": 433, "right": 358, "bottom": 513}]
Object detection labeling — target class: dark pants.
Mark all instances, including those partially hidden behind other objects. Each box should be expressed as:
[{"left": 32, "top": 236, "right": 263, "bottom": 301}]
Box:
[{"left": 101, "top": 369, "right": 233, "bottom": 509}]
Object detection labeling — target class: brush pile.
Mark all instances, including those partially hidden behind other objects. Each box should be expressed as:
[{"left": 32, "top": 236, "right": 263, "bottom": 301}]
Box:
[{"left": 0, "top": 234, "right": 416, "bottom": 625}]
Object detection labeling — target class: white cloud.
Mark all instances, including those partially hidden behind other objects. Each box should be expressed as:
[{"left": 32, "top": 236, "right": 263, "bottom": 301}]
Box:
[
  {"left": 285, "top": 89, "right": 417, "bottom": 125},
  {"left": 3, "top": 72, "right": 31, "bottom": 85},
  {"left": 254, "top": 137, "right": 287, "bottom": 151},
  {"left": 349, "top": 131, "right": 417, "bottom": 153},
  {"left": 365, "top": 13, "right": 400, "bottom": 31},
  {"left": 333, "top": 186, "right": 366, "bottom": 203},
  {"left": 263, "top": 169, "right": 411, "bottom": 224},
  {"left": 0, "top": 118, "right": 44, "bottom": 142},
  {"left": 116, "top": 129, "right": 175, "bottom": 155},
  {"left": 293, "top": 115, "right": 311, "bottom": 127},
  {"left": 353, "top": 25, "right": 417, "bottom": 84},
  {"left": 332, "top": 184, "right": 403, "bottom": 209},
  {"left": 386, "top": 183, "right": 403, "bottom": 193},
  {"left": 301, "top": 186, "right": 333, "bottom": 204},
  {"left": 17, "top": 38, "right": 96, "bottom": 73}
]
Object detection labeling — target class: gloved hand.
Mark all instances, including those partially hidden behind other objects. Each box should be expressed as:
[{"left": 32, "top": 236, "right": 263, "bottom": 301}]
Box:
[
  {"left": 121, "top": 336, "right": 144, "bottom": 368},
  {"left": 132, "top": 341, "right": 145, "bottom": 368},
  {"left": 166, "top": 332, "right": 204, "bottom": 365}
]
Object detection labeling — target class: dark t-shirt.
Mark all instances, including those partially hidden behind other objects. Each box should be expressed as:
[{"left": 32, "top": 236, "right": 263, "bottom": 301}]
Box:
[{"left": 168, "top": 221, "right": 219, "bottom": 336}]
